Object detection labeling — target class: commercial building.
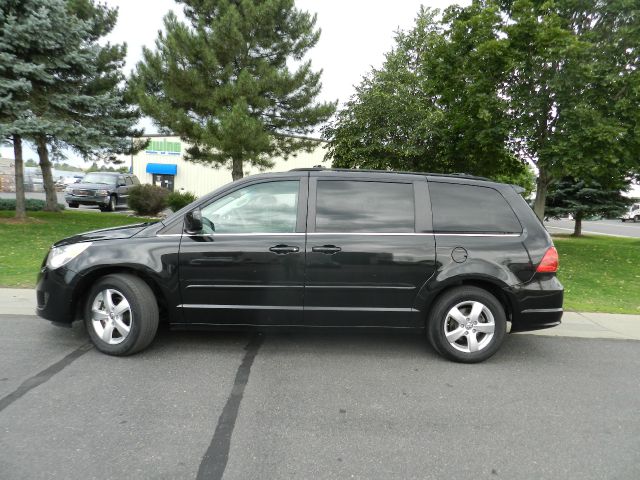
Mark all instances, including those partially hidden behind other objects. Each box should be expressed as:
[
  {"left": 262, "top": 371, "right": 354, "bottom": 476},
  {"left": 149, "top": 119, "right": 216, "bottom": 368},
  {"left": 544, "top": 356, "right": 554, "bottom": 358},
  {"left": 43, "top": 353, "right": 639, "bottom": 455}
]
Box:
[{"left": 131, "top": 134, "right": 328, "bottom": 197}]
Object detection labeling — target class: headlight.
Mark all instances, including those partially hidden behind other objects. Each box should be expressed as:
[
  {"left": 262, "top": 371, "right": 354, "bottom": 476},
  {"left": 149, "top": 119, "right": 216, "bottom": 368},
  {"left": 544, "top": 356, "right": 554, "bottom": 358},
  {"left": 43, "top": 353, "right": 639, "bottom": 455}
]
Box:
[
  {"left": 95, "top": 189, "right": 109, "bottom": 196},
  {"left": 65, "top": 187, "right": 73, "bottom": 194},
  {"left": 47, "top": 242, "right": 92, "bottom": 270}
]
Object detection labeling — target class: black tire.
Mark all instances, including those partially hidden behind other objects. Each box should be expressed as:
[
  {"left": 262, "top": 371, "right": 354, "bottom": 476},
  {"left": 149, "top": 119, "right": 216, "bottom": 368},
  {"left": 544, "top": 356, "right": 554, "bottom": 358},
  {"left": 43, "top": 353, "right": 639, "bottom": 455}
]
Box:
[
  {"left": 68, "top": 202, "right": 79, "bottom": 208},
  {"left": 107, "top": 195, "right": 116, "bottom": 212},
  {"left": 84, "top": 274, "right": 159, "bottom": 356},
  {"left": 427, "top": 286, "right": 506, "bottom": 363}
]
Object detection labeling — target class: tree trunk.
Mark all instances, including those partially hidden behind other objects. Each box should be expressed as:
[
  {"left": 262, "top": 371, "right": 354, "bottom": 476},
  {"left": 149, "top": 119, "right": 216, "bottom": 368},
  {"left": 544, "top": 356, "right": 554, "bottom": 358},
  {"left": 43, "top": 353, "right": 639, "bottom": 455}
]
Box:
[
  {"left": 231, "top": 157, "right": 244, "bottom": 181},
  {"left": 13, "top": 134, "right": 26, "bottom": 221},
  {"left": 533, "top": 169, "right": 550, "bottom": 221},
  {"left": 35, "top": 135, "right": 59, "bottom": 212},
  {"left": 573, "top": 211, "right": 583, "bottom": 236}
]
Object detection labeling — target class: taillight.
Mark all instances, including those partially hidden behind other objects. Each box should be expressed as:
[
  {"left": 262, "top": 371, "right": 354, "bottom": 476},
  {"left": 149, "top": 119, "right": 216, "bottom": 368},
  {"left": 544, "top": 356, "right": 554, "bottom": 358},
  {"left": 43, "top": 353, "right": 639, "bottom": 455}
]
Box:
[{"left": 536, "top": 246, "right": 559, "bottom": 273}]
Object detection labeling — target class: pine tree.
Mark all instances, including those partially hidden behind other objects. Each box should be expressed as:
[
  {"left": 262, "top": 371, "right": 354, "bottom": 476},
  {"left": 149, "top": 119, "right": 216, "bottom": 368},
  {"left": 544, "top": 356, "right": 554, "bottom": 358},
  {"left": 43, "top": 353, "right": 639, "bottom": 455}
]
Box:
[
  {"left": 0, "top": 0, "right": 45, "bottom": 219},
  {"left": 545, "top": 178, "right": 631, "bottom": 236},
  {"left": 131, "top": 0, "right": 335, "bottom": 181},
  {"left": 0, "top": 0, "right": 142, "bottom": 212}
]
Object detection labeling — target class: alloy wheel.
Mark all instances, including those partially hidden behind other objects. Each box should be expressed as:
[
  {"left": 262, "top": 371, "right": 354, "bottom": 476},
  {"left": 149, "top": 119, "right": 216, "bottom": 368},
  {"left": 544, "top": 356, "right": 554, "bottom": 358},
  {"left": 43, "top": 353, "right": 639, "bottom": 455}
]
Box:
[
  {"left": 90, "top": 288, "right": 132, "bottom": 345},
  {"left": 443, "top": 301, "right": 495, "bottom": 353}
]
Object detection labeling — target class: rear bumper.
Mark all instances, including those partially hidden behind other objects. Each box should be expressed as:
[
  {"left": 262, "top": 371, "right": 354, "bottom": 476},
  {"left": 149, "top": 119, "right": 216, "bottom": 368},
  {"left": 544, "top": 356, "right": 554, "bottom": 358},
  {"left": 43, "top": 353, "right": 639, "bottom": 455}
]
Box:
[{"left": 506, "top": 274, "right": 564, "bottom": 332}]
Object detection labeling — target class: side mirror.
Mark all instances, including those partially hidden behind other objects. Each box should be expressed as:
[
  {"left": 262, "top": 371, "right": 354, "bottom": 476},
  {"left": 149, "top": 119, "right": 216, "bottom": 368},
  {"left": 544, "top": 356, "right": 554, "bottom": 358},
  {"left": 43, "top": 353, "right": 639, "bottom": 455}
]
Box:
[{"left": 185, "top": 208, "right": 203, "bottom": 234}]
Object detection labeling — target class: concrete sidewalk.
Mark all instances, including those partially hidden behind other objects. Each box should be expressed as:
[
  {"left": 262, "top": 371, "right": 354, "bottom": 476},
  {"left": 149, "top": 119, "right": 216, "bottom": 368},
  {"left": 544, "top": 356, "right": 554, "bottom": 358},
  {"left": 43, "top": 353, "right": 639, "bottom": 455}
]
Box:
[{"left": 1, "top": 288, "right": 639, "bottom": 340}]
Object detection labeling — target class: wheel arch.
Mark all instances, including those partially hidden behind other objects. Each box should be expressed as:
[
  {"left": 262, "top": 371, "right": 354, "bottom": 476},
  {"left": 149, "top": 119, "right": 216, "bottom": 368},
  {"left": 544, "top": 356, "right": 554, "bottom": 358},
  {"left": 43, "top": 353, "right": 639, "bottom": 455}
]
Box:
[
  {"left": 72, "top": 266, "right": 169, "bottom": 322},
  {"left": 421, "top": 277, "right": 515, "bottom": 326}
]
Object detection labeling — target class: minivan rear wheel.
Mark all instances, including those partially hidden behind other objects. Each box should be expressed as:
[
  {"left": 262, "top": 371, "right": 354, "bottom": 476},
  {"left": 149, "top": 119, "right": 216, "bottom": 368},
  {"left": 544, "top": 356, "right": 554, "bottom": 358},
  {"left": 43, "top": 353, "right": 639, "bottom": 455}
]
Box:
[
  {"left": 84, "top": 274, "right": 159, "bottom": 356},
  {"left": 427, "top": 286, "right": 506, "bottom": 363}
]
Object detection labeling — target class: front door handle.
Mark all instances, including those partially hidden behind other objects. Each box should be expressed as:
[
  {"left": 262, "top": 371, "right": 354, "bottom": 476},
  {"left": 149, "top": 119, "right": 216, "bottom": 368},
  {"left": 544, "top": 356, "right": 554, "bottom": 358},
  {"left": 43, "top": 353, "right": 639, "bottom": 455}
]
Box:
[
  {"left": 312, "top": 245, "right": 342, "bottom": 254},
  {"left": 269, "top": 245, "right": 300, "bottom": 254}
]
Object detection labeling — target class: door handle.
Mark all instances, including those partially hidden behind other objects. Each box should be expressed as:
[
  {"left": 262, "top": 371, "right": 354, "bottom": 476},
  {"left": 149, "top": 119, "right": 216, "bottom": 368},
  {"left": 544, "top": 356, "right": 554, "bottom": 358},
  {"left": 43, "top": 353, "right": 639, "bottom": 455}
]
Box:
[
  {"left": 269, "top": 245, "right": 300, "bottom": 254},
  {"left": 312, "top": 245, "right": 342, "bottom": 254}
]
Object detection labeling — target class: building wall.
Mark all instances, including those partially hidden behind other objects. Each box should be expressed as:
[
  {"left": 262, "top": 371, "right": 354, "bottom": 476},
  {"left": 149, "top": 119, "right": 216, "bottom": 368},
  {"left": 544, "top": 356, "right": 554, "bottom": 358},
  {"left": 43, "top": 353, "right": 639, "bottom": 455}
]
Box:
[{"left": 131, "top": 135, "right": 328, "bottom": 197}]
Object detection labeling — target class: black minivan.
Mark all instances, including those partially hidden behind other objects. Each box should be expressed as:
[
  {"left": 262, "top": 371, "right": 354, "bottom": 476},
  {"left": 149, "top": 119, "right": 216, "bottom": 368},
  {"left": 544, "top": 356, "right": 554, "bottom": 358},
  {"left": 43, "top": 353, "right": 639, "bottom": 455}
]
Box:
[{"left": 37, "top": 169, "right": 563, "bottom": 363}]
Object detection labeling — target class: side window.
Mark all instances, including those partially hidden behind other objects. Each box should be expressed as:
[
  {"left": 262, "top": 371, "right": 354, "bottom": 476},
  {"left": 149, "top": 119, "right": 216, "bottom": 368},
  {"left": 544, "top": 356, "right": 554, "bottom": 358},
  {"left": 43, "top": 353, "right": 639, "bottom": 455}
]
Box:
[
  {"left": 125, "top": 176, "right": 133, "bottom": 186},
  {"left": 117, "top": 176, "right": 125, "bottom": 186},
  {"left": 201, "top": 181, "right": 299, "bottom": 233},
  {"left": 315, "top": 180, "right": 414, "bottom": 232},
  {"left": 132, "top": 176, "right": 140, "bottom": 185},
  {"left": 430, "top": 182, "right": 521, "bottom": 234}
]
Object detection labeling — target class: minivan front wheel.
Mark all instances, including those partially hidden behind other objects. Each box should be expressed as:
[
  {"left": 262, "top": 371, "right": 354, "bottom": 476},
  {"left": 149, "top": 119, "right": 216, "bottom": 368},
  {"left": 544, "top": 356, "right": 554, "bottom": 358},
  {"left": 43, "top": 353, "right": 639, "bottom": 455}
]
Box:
[
  {"left": 84, "top": 274, "right": 159, "bottom": 356},
  {"left": 427, "top": 286, "right": 506, "bottom": 363}
]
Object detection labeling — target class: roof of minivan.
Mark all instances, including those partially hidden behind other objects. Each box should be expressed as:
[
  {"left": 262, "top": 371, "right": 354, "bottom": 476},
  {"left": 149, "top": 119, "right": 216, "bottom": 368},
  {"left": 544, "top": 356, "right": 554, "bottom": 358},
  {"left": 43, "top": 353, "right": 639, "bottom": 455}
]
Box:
[{"left": 290, "top": 167, "right": 490, "bottom": 182}]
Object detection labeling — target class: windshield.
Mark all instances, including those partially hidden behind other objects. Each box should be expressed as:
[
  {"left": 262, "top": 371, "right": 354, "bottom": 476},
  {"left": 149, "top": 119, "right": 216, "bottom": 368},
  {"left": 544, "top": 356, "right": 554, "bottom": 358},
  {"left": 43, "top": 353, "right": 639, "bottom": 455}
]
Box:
[{"left": 82, "top": 173, "right": 117, "bottom": 185}]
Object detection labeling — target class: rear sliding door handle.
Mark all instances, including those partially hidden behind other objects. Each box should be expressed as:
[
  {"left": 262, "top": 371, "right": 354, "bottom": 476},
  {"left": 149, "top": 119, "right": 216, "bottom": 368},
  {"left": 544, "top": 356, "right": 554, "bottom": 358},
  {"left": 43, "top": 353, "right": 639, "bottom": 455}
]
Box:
[
  {"left": 269, "top": 245, "right": 300, "bottom": 254},
  {"left": 312, "top": 245, "right": 342, "bottom": 254}
]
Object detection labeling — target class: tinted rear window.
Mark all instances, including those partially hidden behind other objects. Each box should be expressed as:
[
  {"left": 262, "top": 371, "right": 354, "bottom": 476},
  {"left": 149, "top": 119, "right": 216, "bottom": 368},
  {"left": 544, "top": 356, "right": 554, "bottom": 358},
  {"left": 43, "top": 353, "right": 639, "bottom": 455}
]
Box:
[
  {"left": 315, "top": 180, "right": 414, "bottom": 232},
  {"left": 429, "top": 182, "right": 521, "bottom": 233}
]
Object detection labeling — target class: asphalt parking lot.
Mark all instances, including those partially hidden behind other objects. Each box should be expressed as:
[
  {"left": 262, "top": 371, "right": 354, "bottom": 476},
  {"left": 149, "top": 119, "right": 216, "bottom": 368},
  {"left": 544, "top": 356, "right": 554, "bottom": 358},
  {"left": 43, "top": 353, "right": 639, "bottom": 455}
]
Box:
[{"left": 1, "top": 315, "right": 639, "bottom": 480}]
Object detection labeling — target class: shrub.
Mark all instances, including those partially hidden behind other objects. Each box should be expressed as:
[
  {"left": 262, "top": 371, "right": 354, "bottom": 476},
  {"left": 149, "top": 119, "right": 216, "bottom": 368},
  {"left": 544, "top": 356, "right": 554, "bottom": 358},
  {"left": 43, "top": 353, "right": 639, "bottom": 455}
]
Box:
[
  {"left": 167, "top": 190, "right": 197, "bottom": 212},
  {"left": 127, "top": 184, "right": 168, "bottom": 216},
  {"left": 0, "top": 198, "right": 66, "bottom": 211}
]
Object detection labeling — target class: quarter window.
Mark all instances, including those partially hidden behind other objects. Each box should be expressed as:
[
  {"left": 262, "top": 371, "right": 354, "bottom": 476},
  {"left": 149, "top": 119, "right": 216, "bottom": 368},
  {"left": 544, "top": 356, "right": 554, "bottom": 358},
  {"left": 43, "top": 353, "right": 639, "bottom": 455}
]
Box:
[
  {"left": 201, "top": 181, "right": 299, "bottom": 233},
  {"left": 429, "top": 182, "right": 521, "bottom": 233},
  {"left": 315, "top": 180, "right": 414, "bottom": 232}
]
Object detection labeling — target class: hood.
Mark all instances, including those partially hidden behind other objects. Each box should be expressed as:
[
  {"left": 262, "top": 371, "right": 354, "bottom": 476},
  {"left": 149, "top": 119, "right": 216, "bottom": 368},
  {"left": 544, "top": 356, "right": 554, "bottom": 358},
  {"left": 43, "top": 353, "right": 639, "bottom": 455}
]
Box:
[
  {"left": 54, "top": 223, "right": 153, "bottom": 246},
  {"left": 67, "top": 182, "right": 115, "bottom": 191}
]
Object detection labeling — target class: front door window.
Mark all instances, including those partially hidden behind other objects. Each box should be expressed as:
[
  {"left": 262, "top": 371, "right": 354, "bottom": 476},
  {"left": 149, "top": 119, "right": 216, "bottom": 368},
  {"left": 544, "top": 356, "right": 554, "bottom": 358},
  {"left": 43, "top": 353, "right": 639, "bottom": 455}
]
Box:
[{"left": 201, "top": 181, "right": 299, "bottom": 233}]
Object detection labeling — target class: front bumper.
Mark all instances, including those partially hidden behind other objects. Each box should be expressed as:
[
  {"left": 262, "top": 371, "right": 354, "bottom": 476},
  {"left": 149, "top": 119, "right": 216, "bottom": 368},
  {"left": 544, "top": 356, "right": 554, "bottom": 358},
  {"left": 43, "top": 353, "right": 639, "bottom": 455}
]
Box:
[
  {"left": 36, "top": 265, "right": 79, "bottom": 324},
  {"left": 506, "top": 274, "right": 564, "bottom": 332},
  {"left": 65, "top": 194, "right": 109, "bottom": 206}
]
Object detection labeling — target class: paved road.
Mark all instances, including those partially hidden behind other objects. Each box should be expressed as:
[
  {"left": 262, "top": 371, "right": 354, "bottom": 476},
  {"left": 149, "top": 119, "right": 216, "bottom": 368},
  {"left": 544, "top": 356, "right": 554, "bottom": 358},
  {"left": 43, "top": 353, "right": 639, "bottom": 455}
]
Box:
[
  {"left": 545, "top": 218, "right": 640, "bottom": 238},
  {"left": 1, "top": 315, "right": 639, "bottom": 480}
]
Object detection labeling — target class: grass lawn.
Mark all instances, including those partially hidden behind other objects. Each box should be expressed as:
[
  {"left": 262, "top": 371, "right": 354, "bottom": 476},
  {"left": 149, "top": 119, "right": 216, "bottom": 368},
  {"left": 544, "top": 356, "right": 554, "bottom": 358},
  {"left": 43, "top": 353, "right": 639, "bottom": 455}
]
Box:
[
  {"left": 0, "top": 210, "right": 150, "bottom": 288},
  {"left": 553, "top": 234, "right": 640, "bottom": 314}
]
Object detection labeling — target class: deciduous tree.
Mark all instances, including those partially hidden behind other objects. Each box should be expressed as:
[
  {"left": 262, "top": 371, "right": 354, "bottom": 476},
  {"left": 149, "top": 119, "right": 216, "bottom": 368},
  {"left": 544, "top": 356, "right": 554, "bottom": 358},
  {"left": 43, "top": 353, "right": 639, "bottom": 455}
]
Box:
[{"left": 324, "top": 1, "right": 640, "bottom": 218}]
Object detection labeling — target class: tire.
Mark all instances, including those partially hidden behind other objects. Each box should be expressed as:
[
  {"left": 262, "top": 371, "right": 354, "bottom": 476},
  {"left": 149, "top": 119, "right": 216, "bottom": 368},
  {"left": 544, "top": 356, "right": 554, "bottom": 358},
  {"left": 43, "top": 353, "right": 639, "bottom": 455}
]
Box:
[
  {"left": 107, "top": 195, "right": 116, "bottom": 212},
  {"left": 68, "top": 202, "right": 79, "bottom": 208},
  {"left": 635, "top": 216, "right": 639, "bottom": 223},
  {"left": 427, "top": 286, "right": 506, "bottom": 363},
  {"left": 84, "top": 274, "right": 159, "bottom": 356}
]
